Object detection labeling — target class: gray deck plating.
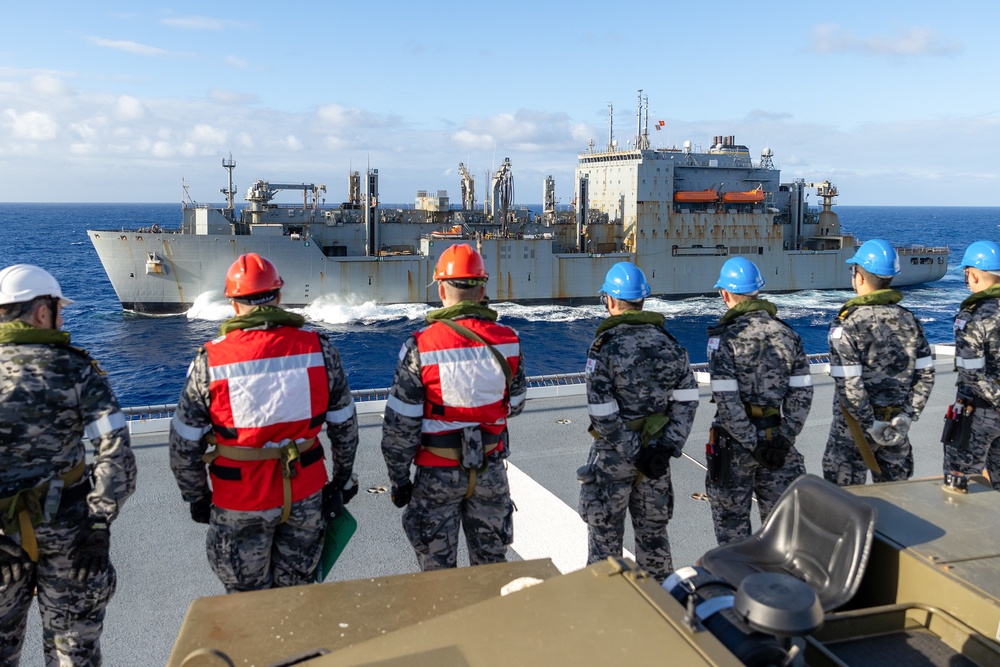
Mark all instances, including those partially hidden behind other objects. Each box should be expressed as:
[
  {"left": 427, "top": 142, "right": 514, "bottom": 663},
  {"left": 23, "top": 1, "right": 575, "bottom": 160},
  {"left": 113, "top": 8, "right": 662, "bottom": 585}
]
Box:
[{"left": 20, "top": 358, "right": 963, "bottom": 666}]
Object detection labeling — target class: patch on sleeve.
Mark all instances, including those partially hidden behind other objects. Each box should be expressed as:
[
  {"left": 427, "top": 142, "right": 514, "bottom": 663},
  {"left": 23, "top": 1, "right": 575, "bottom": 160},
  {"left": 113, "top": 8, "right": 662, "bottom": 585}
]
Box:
[
  {"left": 955, "top": 318, "right": 968, "bottom": 331},
  {"left": 585, "top": 358, "right": 597, "bottom": 375},
  {"left": 829, "top": 326, "right": 843, "bottom": 340},
  {"left": 398, "top": 343, "right": 408, "bottom": 361},
  {"left": 706, "top": 337, "right": 720, "bottom": 356}
]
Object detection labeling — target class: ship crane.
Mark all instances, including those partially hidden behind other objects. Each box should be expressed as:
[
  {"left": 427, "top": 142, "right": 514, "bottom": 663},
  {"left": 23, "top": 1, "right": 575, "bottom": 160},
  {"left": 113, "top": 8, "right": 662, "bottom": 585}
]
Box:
[
  {"left": 245, "top": 180, "right": 327, "bottom": 209},
  {"left": 458, "top": 162, "right": 476, "bottom": 211}
]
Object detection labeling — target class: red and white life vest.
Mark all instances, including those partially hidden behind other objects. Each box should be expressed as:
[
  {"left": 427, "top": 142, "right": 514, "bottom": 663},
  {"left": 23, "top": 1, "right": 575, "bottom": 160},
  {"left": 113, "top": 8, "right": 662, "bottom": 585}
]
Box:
[
  {"left": 204, "top": 327, "right": 329, "bottom": 511},
  {"left": 413, "top": 318, "right": 520, "bottom": 466}
]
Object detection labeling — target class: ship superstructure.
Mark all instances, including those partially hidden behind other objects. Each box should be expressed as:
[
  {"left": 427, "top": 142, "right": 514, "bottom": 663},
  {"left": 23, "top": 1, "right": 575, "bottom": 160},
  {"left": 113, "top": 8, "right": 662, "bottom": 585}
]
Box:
[{"left": 88, "top": 97, "right": 948, "bottom": 315}]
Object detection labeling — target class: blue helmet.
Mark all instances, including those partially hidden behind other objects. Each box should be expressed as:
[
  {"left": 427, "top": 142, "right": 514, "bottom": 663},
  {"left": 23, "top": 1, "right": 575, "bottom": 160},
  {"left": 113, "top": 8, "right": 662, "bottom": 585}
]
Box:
[
  {"left": 714, "top": 257, "right": 765, "bottom": 294},
  {"left": 600, "top": 262, "right": 651, "bottom": 300},
  {"left": 847, "top": 239, "right": 899, "bottom": 277},
  {"left": 960, "top": 240, "right": 1000, "bottom": 271}
]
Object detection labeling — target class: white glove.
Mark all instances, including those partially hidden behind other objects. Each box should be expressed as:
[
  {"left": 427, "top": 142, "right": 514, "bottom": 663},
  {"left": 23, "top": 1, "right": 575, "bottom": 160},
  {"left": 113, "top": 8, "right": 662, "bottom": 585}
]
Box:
[
  {"left": 865, "top": 420, "right": 892, "bottom": 448},
  {"left": 882, "top": 414, "right": 913, "bottom": 448}
]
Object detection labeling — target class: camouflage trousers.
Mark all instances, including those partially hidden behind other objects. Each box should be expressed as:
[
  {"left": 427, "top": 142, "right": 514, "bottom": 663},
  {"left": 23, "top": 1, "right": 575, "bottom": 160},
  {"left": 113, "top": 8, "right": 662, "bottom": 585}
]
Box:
[
  {"left": 207, "top": 491, "right": 324, "bottom": 594},
  {"left": 578, "top": 446, "right": 675, "bottom": 581},
  {"left": 402, "top": 456, "right": 513, "bottom": 571},
  {"left": 705, "top": 443, "right": 807, "bottom": 545},
  {"left": 0, "top": 499, "right": 116, "bottom": 667},
  {"left": 823, "top": 409, "right": 913, "bottom": 486},
  {"left": 943, "top": 404, "right": 1000, "bottom": 490}
]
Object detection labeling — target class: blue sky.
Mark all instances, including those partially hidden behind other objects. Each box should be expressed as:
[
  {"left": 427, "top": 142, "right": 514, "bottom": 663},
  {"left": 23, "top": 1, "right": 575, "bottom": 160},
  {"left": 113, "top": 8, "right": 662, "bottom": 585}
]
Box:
[{"left": 1, "top": 1, "right": 998, "bottom": 206}]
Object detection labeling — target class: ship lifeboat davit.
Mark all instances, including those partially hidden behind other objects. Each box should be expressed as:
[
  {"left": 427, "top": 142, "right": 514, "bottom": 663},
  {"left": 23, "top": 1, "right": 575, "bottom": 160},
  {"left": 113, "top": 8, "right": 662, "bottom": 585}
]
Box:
[
  {"left": 673, "top": 189, "right": 718, "bottom": 203},
  {"left": 430, "top": 224, "right": 464, "bottom": 239},
  {"left": 721, "top": 186, "right": 765, "bottom": 204}
]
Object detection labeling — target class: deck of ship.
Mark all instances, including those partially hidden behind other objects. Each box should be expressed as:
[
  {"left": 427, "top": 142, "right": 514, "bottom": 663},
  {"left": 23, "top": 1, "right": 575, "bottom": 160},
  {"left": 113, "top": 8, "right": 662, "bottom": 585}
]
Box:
[{"left": 19, "top": 349, "right": 967, "bottom": 666}]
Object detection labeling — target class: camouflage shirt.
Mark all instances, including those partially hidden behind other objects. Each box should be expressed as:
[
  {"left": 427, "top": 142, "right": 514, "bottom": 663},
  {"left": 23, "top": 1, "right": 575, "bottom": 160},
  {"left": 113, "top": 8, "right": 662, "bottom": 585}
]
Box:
[
  {"left": 954, "top": 288, "right": 1000, "bottom": 408},
  {"left": 169, "top": 324, "right": 359, "bottom": 503},
  {"left": 586, "top": 312, "right": 699, "bottom": 461},
  {"left": 381, "top": 310, "right": 527, "bottom": 487},
  {"left": 707, "top": 300, "right": 814, "bottom": 446},
  {"left": 0, "top": 328, "right": 136, "bottom": 522},
  {"left": 828, "top": 290, "right": 935, "bottom": 428}
]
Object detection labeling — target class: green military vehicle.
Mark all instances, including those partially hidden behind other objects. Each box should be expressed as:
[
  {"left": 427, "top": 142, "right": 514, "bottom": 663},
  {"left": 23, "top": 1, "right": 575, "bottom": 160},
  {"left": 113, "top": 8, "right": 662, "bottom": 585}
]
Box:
[{"left": 170, "top": 475, "right": 1000, "bottom": 667}]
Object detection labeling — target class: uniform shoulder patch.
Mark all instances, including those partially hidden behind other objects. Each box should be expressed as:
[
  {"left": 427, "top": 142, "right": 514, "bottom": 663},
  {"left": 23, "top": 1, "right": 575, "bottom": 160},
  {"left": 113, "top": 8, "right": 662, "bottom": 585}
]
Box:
[
  {"left": 585, "top": 357, "right": 597, "bottom": 375},
  {"left": 954, "top": 317, "right": 968, "bottom": 331}
]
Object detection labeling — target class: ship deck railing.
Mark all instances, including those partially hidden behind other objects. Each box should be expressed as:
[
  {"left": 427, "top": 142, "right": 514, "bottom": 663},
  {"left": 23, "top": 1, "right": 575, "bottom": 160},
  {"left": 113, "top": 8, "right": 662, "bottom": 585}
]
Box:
[{"left": 123, "top": 351, "right": 894, "bottom": 425}]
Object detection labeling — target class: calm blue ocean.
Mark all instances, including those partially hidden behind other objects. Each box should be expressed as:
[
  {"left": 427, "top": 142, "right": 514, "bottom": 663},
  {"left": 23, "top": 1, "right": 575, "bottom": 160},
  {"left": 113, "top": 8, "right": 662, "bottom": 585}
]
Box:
[{"left": 0, "top": 202, "right": 996, "bottom": 407}]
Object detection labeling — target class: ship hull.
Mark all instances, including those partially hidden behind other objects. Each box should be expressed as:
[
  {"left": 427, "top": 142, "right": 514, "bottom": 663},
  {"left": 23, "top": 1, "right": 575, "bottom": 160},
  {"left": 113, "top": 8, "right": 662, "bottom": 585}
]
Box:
[{"left": 87, "top": 228, "right": 949, "bottom": 315}]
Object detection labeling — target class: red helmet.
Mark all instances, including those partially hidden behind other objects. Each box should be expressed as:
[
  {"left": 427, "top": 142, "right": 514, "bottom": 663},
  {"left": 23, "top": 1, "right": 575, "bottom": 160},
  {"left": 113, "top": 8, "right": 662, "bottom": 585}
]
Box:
[
  {"left": 433, "top": 244, "right": 488, "bottom": 282},
  {"left": 224, "top": 253, "right": 284, "bottom": 298}
]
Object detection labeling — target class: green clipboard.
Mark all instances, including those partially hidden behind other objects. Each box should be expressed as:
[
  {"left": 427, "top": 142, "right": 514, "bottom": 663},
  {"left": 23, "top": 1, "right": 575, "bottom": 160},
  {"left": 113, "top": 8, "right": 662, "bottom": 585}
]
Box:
[{"left": 315, "top": 507, "right": 358, "bottom": 582}]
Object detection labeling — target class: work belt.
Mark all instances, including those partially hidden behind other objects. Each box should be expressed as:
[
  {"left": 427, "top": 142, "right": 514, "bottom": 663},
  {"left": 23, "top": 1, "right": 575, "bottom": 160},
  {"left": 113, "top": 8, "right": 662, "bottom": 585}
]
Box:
[
  {"left": 420, "top": 431, "right": 502, "bottom": 499},
  {"left": 0, "top": 461, "right": 87, "bottom": 562},
  {"left": 202, "top": 437, "right": 318, "bottom": 524}
]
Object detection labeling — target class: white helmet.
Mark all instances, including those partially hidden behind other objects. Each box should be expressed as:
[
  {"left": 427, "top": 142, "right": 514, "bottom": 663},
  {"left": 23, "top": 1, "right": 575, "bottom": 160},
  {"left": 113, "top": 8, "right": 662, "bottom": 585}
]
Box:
[{"left": 0, "top": 264, "right": 73, "bottom": 306}]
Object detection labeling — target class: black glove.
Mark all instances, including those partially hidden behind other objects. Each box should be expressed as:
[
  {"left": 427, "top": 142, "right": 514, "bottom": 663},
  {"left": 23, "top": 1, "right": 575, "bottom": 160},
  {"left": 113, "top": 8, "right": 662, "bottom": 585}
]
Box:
[
  {"left": 634, "top": 447, "right": 671, "bottom": 479},
  {"left": 0, "top": 534, "right": 31, "bottom": 587},
  {"left": 71, "top": 519, "right": 110, "bottom": 582},
  {"left": 189, "top": 496, "right": 212, "bottom": 524},
  {"left": 335, "top": 473, "right": 359, "bottom": 506},
  {"left": 391, "top": 480, "right": 413, "bottom": 508},
  {"left": 752, "top": 435, "right": 792, "bottom": 471}
]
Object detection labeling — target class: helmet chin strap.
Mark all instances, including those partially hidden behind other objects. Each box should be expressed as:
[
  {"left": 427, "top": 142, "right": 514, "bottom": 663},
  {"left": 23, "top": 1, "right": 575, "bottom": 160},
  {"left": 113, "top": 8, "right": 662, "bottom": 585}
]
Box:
[{"left": 46, "top": 297, "right": 60, "bottom": 330}]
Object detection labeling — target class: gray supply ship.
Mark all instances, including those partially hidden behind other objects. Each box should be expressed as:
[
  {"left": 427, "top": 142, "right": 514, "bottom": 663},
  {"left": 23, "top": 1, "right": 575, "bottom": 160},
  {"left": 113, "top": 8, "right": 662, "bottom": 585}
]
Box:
[{"left": 88, "top": 98, "right": 949, "bottom": 315}]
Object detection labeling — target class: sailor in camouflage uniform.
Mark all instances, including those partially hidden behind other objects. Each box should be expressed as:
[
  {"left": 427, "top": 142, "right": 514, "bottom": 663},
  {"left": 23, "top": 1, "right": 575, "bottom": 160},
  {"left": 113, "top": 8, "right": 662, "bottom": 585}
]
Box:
[
  {"left": 381, "top": 244, "right": 526, "bottom": 571},
  {"left": 169, "top": 253, "right": 358, "bottom": 592},
  {"left": 579, "top": 262, "right": 698, "bottom": 581},
  {"left": 824, "top": 240, "right": 935, "bottom": 486},
  {"left": 0, "top": 264, "right": 136, "bottom": 667},
  {"left": 943, "top": 241, "right": 1000, "bottom": 491},
  {"left": 705, "top": 258, "right": 813, "bottom": 545}
]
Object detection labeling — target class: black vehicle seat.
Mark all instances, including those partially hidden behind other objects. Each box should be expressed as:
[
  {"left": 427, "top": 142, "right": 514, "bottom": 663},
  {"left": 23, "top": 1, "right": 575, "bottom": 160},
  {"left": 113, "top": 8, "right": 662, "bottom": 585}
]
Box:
[{"left": 699, "top": 474, "right": 877, "bottom": 611}]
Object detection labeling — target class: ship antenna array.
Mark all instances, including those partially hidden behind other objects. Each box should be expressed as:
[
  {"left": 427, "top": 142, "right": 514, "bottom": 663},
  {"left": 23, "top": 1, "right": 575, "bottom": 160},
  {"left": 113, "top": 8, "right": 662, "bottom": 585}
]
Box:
[
  {"left": 221, "top": 153, "right": 237, "bottom": 211},
  {"left": 635, "top": 89, "right": 651, "bottom": 150}
]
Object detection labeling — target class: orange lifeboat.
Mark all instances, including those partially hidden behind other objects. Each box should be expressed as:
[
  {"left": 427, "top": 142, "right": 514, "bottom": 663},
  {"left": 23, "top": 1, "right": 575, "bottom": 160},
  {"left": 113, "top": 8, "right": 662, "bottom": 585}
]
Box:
[
  {"left": 430, "top": 224, "right": 463, "bottom": 239},
  {"left": 673, "top": 189, "right": 718, "bottom": 203},
  {"left": 721, "top": 186, "right": 765, "bottom": 204}
]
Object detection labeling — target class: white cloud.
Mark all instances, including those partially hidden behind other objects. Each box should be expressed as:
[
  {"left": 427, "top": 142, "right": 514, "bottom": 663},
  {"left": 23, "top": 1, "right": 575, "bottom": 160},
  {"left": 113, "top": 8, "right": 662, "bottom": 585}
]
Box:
[
  {"left": 69, "top": 142, "right": 97, "bottom": 155},
  {"left": 224, "top": 55, "right": 248, "bottom": 69},
  {"left": 151, "top": 141, "right": 174, "bottom": 158},
  {"left": 31, "top": 74, "right": 69, "bottom": 97},
  {"left": 4, "top": 109, "right": 58, "bottom": 141},
  {"left": 452, "top": 110, "right": 585, "bottom": 152},
  {"left": 207, "top": 88, "right": 256, "bottom": 105},
  {"left": 115, "top": 95, "right": 144, "bottom": 121},
  {"left": 316, "top": 104, "right": 394, "bottom": 129},
  {"left": 86, "top": 36, "right": 170, "bottom": 57},
  {"left": 283, "top": 135, "right": 303, "bottom": 150},
  {"left": 811, "top": 24, "right": 962, "bottom": 57},
  {"left": 189, "top": 124, "right": 227, "bottom": 146}
]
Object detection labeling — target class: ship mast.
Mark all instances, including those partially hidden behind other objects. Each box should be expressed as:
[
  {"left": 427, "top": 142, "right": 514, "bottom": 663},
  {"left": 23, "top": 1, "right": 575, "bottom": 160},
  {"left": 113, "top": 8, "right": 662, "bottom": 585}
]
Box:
[
  {"left": 607, "top": 102, "right": 614, "bottom": 152},
  {"left": 221, "top": 153, "right": 237, "bottom": 219},
  {"left": 636, "top": 89, "right": 650, "bottom": 150}
]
